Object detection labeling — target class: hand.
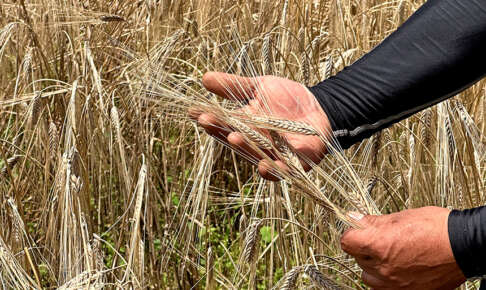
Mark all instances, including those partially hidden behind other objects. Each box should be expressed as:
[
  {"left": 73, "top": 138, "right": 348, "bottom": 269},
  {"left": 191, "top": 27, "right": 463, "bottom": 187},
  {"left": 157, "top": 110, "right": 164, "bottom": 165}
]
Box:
[
  {"left": 190, "top": 72, "right": 332, "bottom": 180},
  {"left": 341, "top": 207, "right": 466, "bottom": 289}
]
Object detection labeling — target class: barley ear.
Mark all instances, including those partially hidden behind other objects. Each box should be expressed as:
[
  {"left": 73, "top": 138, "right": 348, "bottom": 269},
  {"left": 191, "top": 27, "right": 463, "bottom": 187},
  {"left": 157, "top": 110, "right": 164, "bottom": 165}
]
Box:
[
  {"left": 243, "top": 218, "right": 264, "bottom": 290},
  {"left": 242, "top": 218, "right": 263, "bottom": 265},
  {"left": 231, "top": 119, "right": 273, "bottom": 150},
  {"left": 300, "top": 52, "right": 310, "bottom": 86},
  {"left": 237, "top": 43, "right": 250, "bottom": 75},
  {"left": 304, "top": 265, "right": 341, "bottom": 290},
  {"left": 251, "top": 117, "right": 318, "bottom": 136},
  {"left": 396, "top": 0, "right": 407, "bottom": 26},
  {"left": 371, "top": 131, "right": 381, "bottom": 170},
  {"left": 1, "top": 155, "right": 21, "bottom": 177},
  {"left": 420, "top": 108, "right": 432, "bottom": 148},
  {"left": 99, "top": 15, "right": 126, "bottom": 22},
  {"left": 262, "top": 33, "right": 274, "bottom": 75},
  {"left": 49, "top": 121, "right": 60, "bottom": 157},
  {"left": 110, "top": 106, "right": 121, "bottom": 142},
  {"left": 445, "top": 115, "right": 456, "bottom": 162},
  {"left": 366, "top": 176, "right": 378, "bottom": 195},
  {"left": 30, "top": 93, "right": 42, "bottom": 127},
  {"left": 279, "top": 266, "right": 303, "bottom": 290},
  {"left": 323, "top": 55, "right": 334, "bottom": 79},
  {"left": 298, "top": 28, "right": 310, "bottom": 85}
]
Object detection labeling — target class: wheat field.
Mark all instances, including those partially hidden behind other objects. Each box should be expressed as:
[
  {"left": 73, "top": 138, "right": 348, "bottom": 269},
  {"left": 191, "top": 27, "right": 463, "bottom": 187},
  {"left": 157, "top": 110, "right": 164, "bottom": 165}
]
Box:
[{"left": 0, "top": 0, "right": 485, "bottom": 289}]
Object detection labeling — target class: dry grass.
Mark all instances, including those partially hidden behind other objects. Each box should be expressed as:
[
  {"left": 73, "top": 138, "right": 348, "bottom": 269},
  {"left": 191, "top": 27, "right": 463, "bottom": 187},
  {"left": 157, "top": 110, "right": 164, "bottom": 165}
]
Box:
[{"left": 0, "top": 0, "right": 484, "bottom": 289}]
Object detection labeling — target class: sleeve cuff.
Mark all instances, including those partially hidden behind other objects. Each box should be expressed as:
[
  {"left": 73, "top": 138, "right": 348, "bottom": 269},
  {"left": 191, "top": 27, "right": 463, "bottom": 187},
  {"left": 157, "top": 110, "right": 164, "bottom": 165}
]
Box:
[
  {"left": 308, "top": 83, "right": 355, "bottom": 150},
  {"left": 448, "top": 207, "right": 486, "bottom": 279}
]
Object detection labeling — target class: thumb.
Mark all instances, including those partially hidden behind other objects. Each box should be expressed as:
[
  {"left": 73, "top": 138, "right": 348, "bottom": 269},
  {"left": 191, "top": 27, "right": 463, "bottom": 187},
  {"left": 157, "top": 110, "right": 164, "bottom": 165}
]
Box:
[
  {"left": 340, "top": 212, "right": 378, "bottom": 256},
  {"left": 347, "top": 211, "right": 378, "bottom": 228},
  {"left": 202, "top": 72, "right": 256, "bottom": 101}
]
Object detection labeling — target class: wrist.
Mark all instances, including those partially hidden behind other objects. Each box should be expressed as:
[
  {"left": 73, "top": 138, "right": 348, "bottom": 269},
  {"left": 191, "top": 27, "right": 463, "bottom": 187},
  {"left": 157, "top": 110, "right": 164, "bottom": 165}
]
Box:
[{"left": 307, "top": 83, "right": 351, "bottom": 149}]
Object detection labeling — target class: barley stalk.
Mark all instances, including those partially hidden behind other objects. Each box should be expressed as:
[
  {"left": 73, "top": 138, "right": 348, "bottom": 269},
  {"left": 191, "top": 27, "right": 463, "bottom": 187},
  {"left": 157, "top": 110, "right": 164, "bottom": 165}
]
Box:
[
  {"left": 123, "top": 160, "right": 147, "bottom": 286},
  {"left": 205, "top": 246, "right": 214, "bottom": 290},
  {"left": 420, "top": 109, "right": 432, "bottom": 148}
]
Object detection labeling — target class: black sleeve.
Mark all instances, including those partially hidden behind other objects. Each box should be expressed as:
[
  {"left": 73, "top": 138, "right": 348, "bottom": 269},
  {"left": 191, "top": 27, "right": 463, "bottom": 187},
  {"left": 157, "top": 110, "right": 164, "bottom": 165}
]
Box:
[
  {"left": 309, "top": 0, "right": 486, "bottom": 150},
  {"left": 308, "top": 0, "right": 486, "bottom": 280},
  {"left": 449, "top": 208, "right": 486, "bottom": 279}
]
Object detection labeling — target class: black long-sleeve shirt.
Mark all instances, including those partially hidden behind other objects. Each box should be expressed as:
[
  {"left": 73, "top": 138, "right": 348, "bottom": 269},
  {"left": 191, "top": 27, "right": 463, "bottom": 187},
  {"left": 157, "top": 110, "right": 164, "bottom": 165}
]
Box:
[{"left": 308, "top": 0, "right": 486, "bottom": 282}]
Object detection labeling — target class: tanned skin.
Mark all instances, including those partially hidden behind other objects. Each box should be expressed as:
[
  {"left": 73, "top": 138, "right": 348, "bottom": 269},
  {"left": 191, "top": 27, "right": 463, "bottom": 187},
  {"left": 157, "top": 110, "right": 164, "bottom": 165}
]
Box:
[{"left": 191, "top": 72, "right": 466, "bottom": 289}]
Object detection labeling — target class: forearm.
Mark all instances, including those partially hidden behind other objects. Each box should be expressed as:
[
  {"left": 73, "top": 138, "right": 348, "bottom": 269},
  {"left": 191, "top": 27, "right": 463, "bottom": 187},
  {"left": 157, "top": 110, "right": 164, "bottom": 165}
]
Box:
[{"left": 310, "top": 0, "right": 486, "bottom": 149}]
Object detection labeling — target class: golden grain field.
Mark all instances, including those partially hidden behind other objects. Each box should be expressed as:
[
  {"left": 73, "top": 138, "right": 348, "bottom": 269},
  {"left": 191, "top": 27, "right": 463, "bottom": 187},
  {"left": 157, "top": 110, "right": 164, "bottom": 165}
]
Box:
[{"left": 0, "top": 0, "right": 484, "bottom": 289}]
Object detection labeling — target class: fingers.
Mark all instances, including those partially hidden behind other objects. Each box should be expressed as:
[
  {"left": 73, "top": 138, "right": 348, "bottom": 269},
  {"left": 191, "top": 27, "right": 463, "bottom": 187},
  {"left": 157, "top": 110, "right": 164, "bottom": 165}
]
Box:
[
  {"left": 190, "top": 107, "right": 301, "bottom": 181},
  {"left": 196, "top": 113, "right": 231, "bottom": 140},
  {"left": 227, "top": 134, "right": 291, "bottom": 181},
  {"left": 340, "top": 214, "right": 380, "bottom": 257},
  {"left": 227, "top": 132, "right": 267, "bottom": 161},
  {"left": 202, "top": 72, "right": 256, "bottom": 102},
  {"left": 361, "top": 272, "right": 389, "bottom": 289},
  {"left": 258, "top": 159, "right": 289, "bottom": 181},
  {"left": 192, "top": 113, "right": 281, "bottom": 180}
]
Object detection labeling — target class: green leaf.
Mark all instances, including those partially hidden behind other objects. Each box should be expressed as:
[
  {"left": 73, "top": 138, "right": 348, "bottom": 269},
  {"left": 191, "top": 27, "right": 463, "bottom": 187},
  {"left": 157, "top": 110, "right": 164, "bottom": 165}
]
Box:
[
  {"left": 260, "top": 226, "right": 272, "bottom": 243},
  {"left": 171, "top": 193, "right": 180, "bottom": 206},
  {"left": 154, "top": 239, "right": 162, "bottom": 251}
]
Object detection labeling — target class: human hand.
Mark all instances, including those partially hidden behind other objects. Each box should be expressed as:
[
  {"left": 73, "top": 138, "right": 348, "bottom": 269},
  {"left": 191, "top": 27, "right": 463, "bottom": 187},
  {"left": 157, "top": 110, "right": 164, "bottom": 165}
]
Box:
[
  {"left": 190, "top": 72, "right": 332, "bottom": 181},
  {"left": 341, "top": 207, "right": 466, "bottom": 289}
]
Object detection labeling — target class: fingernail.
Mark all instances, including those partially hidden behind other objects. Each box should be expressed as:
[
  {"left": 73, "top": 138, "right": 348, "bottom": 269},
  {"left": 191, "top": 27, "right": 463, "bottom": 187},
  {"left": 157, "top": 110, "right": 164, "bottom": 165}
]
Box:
[{"left": 347, "top": 211, "right": 364, "bottom": 221}]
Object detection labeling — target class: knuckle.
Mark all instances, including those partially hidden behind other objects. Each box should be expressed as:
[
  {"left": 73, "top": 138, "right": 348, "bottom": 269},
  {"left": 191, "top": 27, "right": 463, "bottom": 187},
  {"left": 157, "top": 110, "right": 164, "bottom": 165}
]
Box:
[
  {"left": 376, "top": 264, "right": 401, "bottom": 282},
  {"left": 340, "top": 234, "right": 352, "bottom": 252},
  {"left": 290, "top": 142, "right": 306, "bottom": 153},
  {"left": 362, "top": 214, "right": 379, "bottom": 225},
  {"left": 377, "top": 265, "right": 393, "bottom": 278}
]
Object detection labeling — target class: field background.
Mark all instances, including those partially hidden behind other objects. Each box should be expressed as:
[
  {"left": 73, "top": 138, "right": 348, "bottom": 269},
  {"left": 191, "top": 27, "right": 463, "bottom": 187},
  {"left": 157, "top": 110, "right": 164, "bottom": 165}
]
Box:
[{"left": 0, "top": 0, "right": 484, "bottom": 289}]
